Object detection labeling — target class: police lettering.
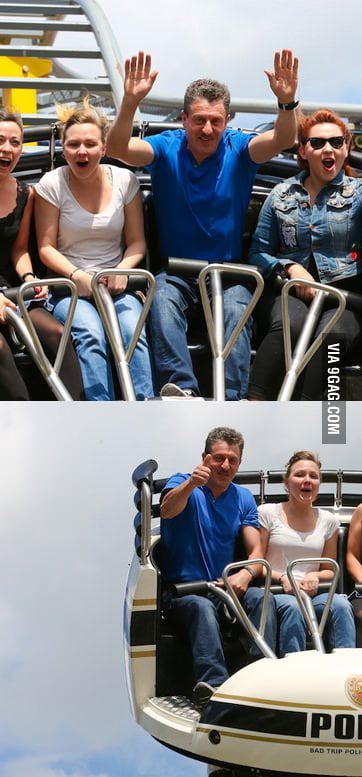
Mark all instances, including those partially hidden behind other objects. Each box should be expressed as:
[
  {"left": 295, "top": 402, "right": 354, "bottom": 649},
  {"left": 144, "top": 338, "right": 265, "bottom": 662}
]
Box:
[{"left": 311, "top": 713, "right": 362, "bottom": 740}]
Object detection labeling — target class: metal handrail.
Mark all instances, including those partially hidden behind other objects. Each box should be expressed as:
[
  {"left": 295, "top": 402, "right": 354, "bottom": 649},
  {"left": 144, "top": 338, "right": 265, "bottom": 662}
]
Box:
[
  {"left": 171, "top": 561, "right": 276, "bottom": 660},
  {"left": 222, "top": 559, "right": 275, "bottom": 658},
  {"left": 198, "top": 263, "right": 264, "bottom": 400},
  {"left": 287, "top": 558, "right": 340, "bottom": 652},
  {"left": 140, "top": 481, "right": 152, "bottom": 566},
  {"left": 278, "top": 279, "right": 346, "bottom": 401},
  {"left": 5, "top": 278, "right": 78, "bottom": 400},
  {"left": 91, "top": 268, "right": 155, "bottom": 401}
]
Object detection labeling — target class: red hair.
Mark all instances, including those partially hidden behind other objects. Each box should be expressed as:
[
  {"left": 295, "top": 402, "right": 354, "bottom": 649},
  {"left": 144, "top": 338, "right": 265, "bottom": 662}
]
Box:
[{"left": 297, "top": 109, "right": 352, "bottom": 173}]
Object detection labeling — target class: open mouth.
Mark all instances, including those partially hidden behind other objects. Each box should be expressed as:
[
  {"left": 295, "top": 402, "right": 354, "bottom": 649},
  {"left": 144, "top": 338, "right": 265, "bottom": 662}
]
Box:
[
  {"left": 322, "top": 158, "right": 335, "bottom": 171},
  {"left": 76, "top": 160, "right": 88, "bottom": 167},
  {"left": 0, "top": 158, "right": 11, "bottom": 168}
]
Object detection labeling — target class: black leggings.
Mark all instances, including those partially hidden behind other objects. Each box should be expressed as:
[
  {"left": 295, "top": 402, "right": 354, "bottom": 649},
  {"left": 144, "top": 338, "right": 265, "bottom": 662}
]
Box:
[
  {"left": 248, "top": 288, "right": 362, "bottom": 400},
  {"left": 0, "top": 306, "right": 84, "bottom": 400}
]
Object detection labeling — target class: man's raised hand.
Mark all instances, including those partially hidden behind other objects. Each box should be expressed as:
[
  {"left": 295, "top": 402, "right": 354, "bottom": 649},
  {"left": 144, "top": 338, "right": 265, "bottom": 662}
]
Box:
[
  {"left": 124, "top": 51, "right": 158, "bottom": 104},
  {"left": 264, "top": 49, "right": 298, "bottom": 104}
]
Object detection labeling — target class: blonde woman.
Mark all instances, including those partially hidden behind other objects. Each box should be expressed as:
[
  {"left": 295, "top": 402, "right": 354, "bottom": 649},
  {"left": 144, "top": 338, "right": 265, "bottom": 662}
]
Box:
[
  {"left": 258, "top": 451, "right": 355, "bottom": 655},
  {"left": 35, "top": 100, "right": 153, "bottom": 400}
]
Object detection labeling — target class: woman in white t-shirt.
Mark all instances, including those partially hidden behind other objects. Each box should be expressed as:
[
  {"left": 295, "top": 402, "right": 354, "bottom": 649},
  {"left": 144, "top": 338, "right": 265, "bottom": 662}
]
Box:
[
  {"left": 34, "top": 100, "right": 154, "bottom": 400},
  {"left": 258, "top": 451, "right": 355, "bottom": 655}
]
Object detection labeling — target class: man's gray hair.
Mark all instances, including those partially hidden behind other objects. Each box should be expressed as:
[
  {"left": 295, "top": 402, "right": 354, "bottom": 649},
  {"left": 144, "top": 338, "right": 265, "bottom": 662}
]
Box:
[
  {"left": 204, "top": 427, "right": 244, "bottom": 457},
  {"left": 183, "top": 79, "right": 230, "bottom": 115}
]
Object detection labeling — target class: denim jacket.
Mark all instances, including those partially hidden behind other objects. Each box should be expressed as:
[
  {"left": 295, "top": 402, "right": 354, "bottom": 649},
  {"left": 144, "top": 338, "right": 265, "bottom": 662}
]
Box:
[{"left": 249, "top": 170, "right": 362, "bottom": 284}]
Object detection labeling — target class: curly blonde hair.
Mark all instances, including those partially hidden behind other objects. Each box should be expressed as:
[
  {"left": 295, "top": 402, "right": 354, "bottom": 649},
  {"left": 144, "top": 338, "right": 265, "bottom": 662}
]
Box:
[{"left": 56, "top": 96, "right": 109, "bottom": 143}]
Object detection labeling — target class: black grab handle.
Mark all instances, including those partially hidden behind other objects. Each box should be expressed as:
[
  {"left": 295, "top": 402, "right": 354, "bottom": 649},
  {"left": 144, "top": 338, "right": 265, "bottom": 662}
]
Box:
[
  {"left": 0, "top": 285, "right": 36, "bottom": 303},
  {"left": 167, "top": 257, "right": 259, "bottom": 285},
  {"left": 273, "top": 272, "right": 362, "bottom": 315},
  {"left": 171, "top": 580, "right": 211, "bottom": 597}
]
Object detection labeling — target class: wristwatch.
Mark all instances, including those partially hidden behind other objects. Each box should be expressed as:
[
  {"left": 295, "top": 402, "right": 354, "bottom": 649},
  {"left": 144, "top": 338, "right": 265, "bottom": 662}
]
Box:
[{"left": 278, "top": 100, "right": 299, "bottom": 111}]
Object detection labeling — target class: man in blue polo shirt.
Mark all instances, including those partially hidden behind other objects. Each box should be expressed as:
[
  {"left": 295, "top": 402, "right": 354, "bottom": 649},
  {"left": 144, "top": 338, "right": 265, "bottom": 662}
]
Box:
[
  {"left": 107, "top": 51, "right": 298, "bottom": 399},
  {"left": 159, "top": 426, "right": 276, "bottom": 709}
]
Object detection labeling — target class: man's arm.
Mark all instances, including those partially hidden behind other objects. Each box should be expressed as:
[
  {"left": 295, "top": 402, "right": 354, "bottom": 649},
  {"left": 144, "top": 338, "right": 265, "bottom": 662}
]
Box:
[
  {"left": 160, "top": 459, "right": 211, "bottom": 519},
  {"left": 249, "top": 49, "right": 298, "bottom": 164},
  {"left": 224, "top": 525, "right": 262, "bottom": 597},
  {"left": 106, "top": 51, "right": 158, "bottom": 166}
]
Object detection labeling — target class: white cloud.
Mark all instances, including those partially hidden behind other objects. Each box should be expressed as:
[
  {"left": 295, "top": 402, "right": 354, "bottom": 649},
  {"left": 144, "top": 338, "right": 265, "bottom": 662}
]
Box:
[
  {"left": 55, "top": 0, "right": 362, "bottom": 116},
  {"left": 94, "top": 0, "right": 362, "bottom": 106},
  {"left": 0, "top": 753, "right": 107, "bottom": 777}
]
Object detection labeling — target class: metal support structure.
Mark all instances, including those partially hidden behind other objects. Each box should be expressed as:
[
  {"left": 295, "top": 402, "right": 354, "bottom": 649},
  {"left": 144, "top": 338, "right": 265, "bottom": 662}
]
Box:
[
  {"left": 0, "top": 45, "right": 102, "bottom": 58},
  {"left": 198, "top": 264, "right": 264, "bottom": 400},
  {"left": 278, "top": 279, "right": 346, "bottom": 401},
  {"left": 171, "top": 561, "right": 276, "bottom": 659},
  {"left": 0, "top": 0, "right": 127, "bottom": 123},
  {"left": 91, "top": 268, "right": 155, "bottom": 401},
  {"left": 5, "top": 278, "right": 78, "bottom": 400},
  {"left": 210, "top": 270, "right": 224, "bottom": 399},
  {"left": 76, "top": 0, "right": 125, "bottom": 109},
  {"left": 142, "top": 94, "right": 362, "bottom": 124},
  {"left": 287, "top": 558, "right": 340, "bottom": 652},
  {"left": 140, "top": 480, "right": 152, "bottom": 566},
  {"left": 2, "top": 0, "right": 362, "bottom": 124},
  {"left": 0, "top": 76, "right": 111, "bottom": 90}
]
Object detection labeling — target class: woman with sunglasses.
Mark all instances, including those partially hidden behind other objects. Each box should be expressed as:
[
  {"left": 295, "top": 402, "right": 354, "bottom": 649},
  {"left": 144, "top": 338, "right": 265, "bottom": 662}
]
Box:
[{"left": 247, "top": 109, "right": 362, "bottom": 400}]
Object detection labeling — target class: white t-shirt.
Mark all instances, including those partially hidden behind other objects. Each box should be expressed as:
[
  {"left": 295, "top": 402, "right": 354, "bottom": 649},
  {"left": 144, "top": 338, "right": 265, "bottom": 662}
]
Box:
[
  {"left": 35, "top": 164, "right": 139, "bottom": 271},
  {"left": 258, "top": 502, "right": 339, "bottom": 580}
]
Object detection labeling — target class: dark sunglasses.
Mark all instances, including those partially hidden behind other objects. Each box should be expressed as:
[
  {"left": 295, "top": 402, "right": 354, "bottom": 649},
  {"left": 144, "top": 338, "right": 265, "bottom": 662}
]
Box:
[{"left": 302, "top": 136, "right": 346, "bottom": 150}]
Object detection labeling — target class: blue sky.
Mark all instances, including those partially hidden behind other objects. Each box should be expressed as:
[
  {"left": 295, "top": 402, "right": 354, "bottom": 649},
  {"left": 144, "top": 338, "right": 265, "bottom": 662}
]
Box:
[
  {"left": 57, "top": 0, "right": 362, "bottom": 115},
  {"left": 1, "top": 401, "right": 362, "bottom": 777}
]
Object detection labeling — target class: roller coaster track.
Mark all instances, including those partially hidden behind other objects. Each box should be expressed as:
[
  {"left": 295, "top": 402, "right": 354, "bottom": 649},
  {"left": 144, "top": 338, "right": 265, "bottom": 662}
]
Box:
[{"left": 1, "top": 0, "right": 362, "bottom": 130}]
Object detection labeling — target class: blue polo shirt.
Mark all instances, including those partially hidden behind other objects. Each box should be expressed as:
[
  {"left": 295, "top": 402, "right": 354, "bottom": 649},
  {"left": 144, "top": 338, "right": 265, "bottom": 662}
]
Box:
[
  {"left": 145, "top": 128, "right": 258, "bottom": 261},
  {"left": 160, "top": 472, "right": 259, "bottom": 582}
]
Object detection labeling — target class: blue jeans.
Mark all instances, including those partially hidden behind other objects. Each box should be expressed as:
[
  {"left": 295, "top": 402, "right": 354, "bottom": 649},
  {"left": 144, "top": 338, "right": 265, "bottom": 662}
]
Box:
[
  {"left": 148, "top": 272, "right": 253, "bottom": 400},
  {"left": 168, "top": 587, "right": 276, "bottom": 687},
  {"left": 51, "top": 293, "right": 154, "bottom": 401},
  {"left": 275, "top": 593, "right": 356, "bottom": 657}
]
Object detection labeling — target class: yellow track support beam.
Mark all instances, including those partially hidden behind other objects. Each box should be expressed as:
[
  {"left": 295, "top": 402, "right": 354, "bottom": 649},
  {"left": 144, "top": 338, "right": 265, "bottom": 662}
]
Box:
[{"left": 0, "top": 55, "right": 52, "bottom": 117}]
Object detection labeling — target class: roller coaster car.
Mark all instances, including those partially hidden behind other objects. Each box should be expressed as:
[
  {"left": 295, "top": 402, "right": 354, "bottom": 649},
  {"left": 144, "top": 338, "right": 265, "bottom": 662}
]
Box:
[
  {"left": 124, "top": 460, "right": 362, "bottom": 777},
  {"left": 12, "top": 125, "right": 362, "bottom": 399}
]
